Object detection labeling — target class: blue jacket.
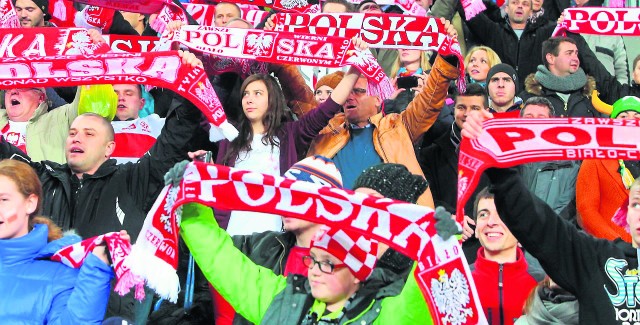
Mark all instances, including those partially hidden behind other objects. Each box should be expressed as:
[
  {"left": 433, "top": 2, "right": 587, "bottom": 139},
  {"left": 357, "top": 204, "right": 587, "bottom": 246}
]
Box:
[{"left": 0, "top": 224, "right": 113, "bottom": 324}]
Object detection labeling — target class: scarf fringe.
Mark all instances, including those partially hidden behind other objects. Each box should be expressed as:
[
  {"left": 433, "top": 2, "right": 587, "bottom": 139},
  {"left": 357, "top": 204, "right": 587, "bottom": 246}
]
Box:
[
  {"left": 127, "top": 244, "right": 181, "bottom": 303},
  {"left": 114, "top": 270, "right": 147, "bottom": 301},
  {"left": 461, "top": 0, "right": 487, "bottom": 20}
]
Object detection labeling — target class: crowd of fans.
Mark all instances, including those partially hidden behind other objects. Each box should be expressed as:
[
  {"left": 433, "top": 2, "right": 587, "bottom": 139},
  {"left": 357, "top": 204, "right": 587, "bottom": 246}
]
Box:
[{"left": 1, "top": 0, "right": 640, "bottom": 324}]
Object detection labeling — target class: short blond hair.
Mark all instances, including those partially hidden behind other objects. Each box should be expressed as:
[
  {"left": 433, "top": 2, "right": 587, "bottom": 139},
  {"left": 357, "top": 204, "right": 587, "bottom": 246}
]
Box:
[{"left": 464, "top": 46, "right": 502, "bottom": 71}]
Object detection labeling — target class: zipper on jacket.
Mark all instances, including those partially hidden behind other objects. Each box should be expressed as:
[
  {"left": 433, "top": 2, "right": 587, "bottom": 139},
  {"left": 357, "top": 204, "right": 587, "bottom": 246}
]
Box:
[
  {"left": 499, "top": 264, "right": 504, "bottom": 325},
  {"left": 275, "top": 236, "right": 287, "bottom": 274}
]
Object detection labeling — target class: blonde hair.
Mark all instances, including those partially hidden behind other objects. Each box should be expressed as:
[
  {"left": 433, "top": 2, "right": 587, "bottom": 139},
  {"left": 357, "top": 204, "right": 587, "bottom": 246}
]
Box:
[
  {"left": 390, "top": 50, "right": 432, "bottom": 77},
  {"left": 464, "top": 46, "right": 502, "bottom": 74}
]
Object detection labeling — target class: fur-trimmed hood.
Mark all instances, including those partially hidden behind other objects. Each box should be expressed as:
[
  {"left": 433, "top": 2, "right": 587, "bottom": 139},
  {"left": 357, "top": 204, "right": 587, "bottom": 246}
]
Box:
[{"left": 524, "top": 73, "right": 596, "bottom": 97}]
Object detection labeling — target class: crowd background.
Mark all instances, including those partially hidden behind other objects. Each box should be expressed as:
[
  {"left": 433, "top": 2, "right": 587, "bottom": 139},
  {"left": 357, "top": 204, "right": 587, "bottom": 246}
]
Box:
[{"left": 1, "top": 0, "right": 640, "bottom": 324}]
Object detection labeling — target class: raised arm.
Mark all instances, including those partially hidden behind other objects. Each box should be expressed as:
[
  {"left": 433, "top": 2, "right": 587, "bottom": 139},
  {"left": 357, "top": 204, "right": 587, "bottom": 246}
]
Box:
[
  {"left": 180, "top": 203, "right": 287, "bottom": 323},
  {"left": 401, "top": 19, "right": 459, "bottom": 143}
]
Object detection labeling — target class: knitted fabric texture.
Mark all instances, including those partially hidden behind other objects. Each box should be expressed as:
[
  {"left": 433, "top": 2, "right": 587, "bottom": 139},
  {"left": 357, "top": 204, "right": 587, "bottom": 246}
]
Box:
[
  {"left": 534, "top": 65, "right": 587, "bottom": 93},
  {"left": 284, "top": 155, "right": 343, "bottom": 188},
  {"left": 310, "top": 225, "right": 378, "bottom": 281},
  {"left": 353, "top": 163, "right": 428, "bottom": 204}
]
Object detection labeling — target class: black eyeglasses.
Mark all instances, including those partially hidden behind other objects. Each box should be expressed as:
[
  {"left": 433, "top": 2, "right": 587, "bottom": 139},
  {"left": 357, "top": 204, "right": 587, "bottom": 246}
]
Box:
[{"left": 302, "top": 255, "right": 347, "bottom": 274}]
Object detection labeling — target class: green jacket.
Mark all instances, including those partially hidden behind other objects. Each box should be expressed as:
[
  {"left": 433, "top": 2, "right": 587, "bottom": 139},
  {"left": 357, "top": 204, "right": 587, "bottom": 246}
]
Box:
[
  {"left": 180, "top": 203, "right": 433, "bottom": 325},
  {"left": 0, "top": 88, "right": 81, "bottom": 163}
]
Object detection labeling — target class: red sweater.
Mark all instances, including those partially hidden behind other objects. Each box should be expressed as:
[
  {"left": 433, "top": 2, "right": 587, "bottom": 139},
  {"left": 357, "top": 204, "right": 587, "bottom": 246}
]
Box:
[{"left": 472, "top": 247, "right": 538, "bottom": 325}]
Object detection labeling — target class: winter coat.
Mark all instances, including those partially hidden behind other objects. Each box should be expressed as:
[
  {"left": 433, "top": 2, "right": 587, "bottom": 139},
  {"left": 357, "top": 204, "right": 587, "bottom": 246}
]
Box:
[
  {"left": 471, "top": 247, "right": 541, "bottom": 325},
  {"left": 179, "top": 203, "right": 433, "bottom": 325},
  {"left": 520, "top": 73, "right": 598, "bottom": 117},
  {"left": 520, "top": 161, "right": 580, "bottom": 222},
  {"left": 0, "top": 87, "right": 81, "bottom": 163},
  {"left": 308, "top": 55, "right": 460, "bottom": 209},
  {"left": 0, "top": 224, "right": 112, "bottom": 324},
  {"left": 462, "top": 13, "right": 556, "bottom": 90},
  {"left": 576, "top": 159, "right": 631, "bottom": 242},
  {"left": 213, "top": 97, "right": 343, "bottom": 229},
  {"left": 486, "top": 167, "right": 640, "bottom": 324},
  {"left": 566, "top": 32, "right": 640, "bottom": 106},
  {"left": 0, "top": 95, "right": 204, "bottom": 320}
]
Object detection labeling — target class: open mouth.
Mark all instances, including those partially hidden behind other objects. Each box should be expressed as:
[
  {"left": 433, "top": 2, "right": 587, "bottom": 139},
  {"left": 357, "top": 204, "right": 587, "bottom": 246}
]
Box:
[
  {"left": 117, "top": 104, "right": 126, "bottom": 109},
  {"left": 10, "top": 99, "right": 20, "bottom": 106},
  {"left": 345, "top": 104, "right": 357, "bottom": 110},
  {"left": 69, "top": 147, "right": 84, "bottom": 154}
]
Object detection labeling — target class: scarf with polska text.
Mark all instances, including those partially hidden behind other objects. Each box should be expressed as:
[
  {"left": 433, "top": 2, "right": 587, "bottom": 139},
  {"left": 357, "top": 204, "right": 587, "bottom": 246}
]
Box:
[
  {"left": 553, "top": 8, "right": 640, "bottom": 36},
  {"left": 0, "top": 49, "right": 238, "bottom": 142},
  {"left": 52, "top": 232, "right": 145, "bottom": 300},
  {"left": 0, "top": 27, "right": 110, "bottom": 57},
  {"left": 271, "top": 13, "right": 466, "bottom": 92},
  {"left": 456, "top": 118, "right": 640, "bottom": 222},
  {"left": 163, "top": 25, "right": 396, "bottom": 99},
  {"left": 125, "top": 161, "right": 486, "bottom": 325}
]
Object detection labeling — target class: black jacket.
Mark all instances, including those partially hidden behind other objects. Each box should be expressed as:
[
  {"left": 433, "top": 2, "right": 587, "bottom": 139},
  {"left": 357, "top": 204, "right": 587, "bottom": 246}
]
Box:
[
  {"left": 487, "top": 167, "right": 638, "bottom": 324},
  {"left": 462, "top": 13, "right": 556, "bottom": 90},
  {"left": 520, "top": 73, "right": 598, "bottom": 118},
  {"left": 0, "top": 95, "right": 205, "bottom": 320},
  {"left": 418, "top": 126, "right": 489, "bottom": 263}
]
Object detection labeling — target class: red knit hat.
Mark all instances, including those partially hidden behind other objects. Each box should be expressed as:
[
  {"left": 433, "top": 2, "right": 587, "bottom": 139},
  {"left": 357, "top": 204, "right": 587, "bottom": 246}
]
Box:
[{"left": 310, "top": 226, "right": 378, "bottom": 281}]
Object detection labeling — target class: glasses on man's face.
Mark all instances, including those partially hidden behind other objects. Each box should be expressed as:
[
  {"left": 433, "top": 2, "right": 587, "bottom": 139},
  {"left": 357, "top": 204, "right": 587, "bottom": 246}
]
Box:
[
  {"left": 350, "top": 88, "right": 367, "bottom": 96},
  {"left": 302, "top": 255, "right": 347, "bottom": 274}
]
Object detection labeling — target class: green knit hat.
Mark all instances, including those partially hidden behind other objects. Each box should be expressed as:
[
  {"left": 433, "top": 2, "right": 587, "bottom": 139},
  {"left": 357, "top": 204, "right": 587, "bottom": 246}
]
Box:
[
  {"left": 353, "top": 163, "right": 428, "bottom": 204},
  {"left": 610, "top": 96, "right": 640, "bottom": 118}
]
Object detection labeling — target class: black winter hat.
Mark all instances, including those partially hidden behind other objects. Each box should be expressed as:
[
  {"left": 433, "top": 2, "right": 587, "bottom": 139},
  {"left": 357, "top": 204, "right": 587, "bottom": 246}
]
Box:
[
  {"left": 486, "top": 63, "right": 518, "bottom": 93},
  {"left": 14, "top": 0, "right": 49, "bottom": 17},
  {"left": 353, "top": 163, "right": 428, "bottom": 204}
]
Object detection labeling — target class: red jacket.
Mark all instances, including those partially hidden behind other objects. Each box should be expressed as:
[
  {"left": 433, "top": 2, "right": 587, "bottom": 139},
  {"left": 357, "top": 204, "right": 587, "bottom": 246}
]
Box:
[{"left": 472, "top": 247, "right": 538, "bottom": 325}]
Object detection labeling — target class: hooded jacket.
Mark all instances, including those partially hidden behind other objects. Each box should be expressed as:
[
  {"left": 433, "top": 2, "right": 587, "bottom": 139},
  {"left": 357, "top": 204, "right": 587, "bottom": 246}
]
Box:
[
  {"left": 0, "top": 224, "right": 112, "bottom": 324},
  {"left": 486, "top": 167, "right": 640, "bottom": 324},
  {"left": 520, "top": 72, "right": 598, "bottom": 117}
]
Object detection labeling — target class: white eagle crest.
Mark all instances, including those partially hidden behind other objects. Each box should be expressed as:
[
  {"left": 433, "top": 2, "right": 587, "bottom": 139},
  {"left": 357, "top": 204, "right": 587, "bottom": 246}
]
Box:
[
  {"left": 194, "top": 79, "right": 220, "bottom": 107},
  {"left": 246, "top": 34, "right": 273, "bottom": 56},
  {"left": 431, "top": 268, "right": 474, "bottom": 325},
  {"left": 64, "top": 31, "right": 98, "bottom": 55},
  {"left": 345, "top": 50, "right": 378, "bottom": 73},
  {"left": 280, "top": 0, "right": 310, "bottom": 9}
]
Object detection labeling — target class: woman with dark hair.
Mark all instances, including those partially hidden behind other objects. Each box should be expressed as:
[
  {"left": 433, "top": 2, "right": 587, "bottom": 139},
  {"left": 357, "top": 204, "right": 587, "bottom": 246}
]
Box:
[
  {"left": 0, "top": 159, "right": 123, "bottom": 324},
  {"left": 214, "top": 40, "right": 365, "bottom": 235}
]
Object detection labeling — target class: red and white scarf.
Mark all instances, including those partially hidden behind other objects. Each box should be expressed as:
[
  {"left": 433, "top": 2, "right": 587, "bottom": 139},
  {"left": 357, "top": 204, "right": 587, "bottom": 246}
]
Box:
[
  {"left": 163, "top": 25, "right": 395, "bottom": 99},
  {"left": 456, "top": 118, "right": 640, "bottom": 221},
  {"left": 0, "top": 27, "right": 110, "bottom": 57},
  {"left": 226, "top": 0, "right": 320, "bottom": 14},
  {"left": 52, "top": 232, "right": 145, "bottom": 300},
  {"left": 126, "top": 162, "right": 486, "bottom": 324},
  {"left": 270, "top": 13, "right": 466, "bottom": 92},
  {"left": 553, "top": 8, "right": 640, "bottom": 36},
  {"left": 0, "top": 45, "right": 238, "bottom": 142}
]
